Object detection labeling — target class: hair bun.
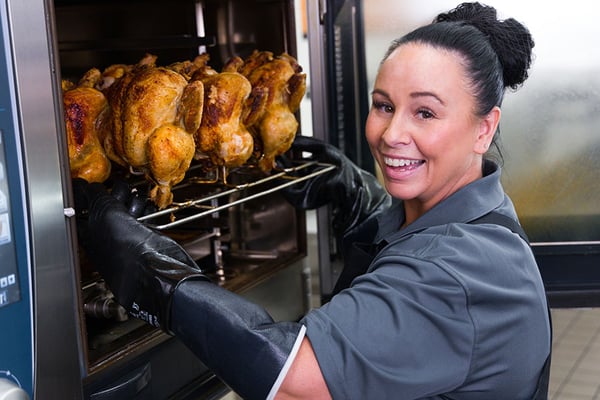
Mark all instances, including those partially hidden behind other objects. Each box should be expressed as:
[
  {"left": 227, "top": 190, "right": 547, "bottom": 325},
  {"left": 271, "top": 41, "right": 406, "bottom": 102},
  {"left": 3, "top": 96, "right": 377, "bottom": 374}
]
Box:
[{"left": 435, "top": 2, "right": 535, "bottom": 89}]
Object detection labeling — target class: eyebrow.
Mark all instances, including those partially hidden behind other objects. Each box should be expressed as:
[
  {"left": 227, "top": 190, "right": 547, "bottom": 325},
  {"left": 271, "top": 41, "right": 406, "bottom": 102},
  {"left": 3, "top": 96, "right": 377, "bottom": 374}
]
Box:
[
  {"left": 371, "top": 88, "right": 390, "bottom": 98},
  {"left": 411, "top": 91, "right": 445, "bottom": 106},
  {"left": 371, "top": 88, "right": 445, "bottom": 106}
]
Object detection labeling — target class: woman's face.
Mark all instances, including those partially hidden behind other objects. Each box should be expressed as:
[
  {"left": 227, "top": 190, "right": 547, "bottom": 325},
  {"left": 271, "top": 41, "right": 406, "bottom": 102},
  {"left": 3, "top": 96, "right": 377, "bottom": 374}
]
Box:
[{"left": 366, "top": 42, "right": 499, "bottom": 218}]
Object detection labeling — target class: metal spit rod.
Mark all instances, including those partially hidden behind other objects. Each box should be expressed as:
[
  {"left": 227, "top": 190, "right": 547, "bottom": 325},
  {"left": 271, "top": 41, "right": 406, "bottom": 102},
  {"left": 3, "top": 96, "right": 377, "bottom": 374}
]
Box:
[{"left": 137, "top": 161, "right": 336, "bottom": 231}]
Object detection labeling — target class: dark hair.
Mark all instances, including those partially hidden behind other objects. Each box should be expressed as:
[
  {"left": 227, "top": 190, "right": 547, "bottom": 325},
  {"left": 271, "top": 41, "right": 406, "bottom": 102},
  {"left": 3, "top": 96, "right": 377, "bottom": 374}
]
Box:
[{"left": 382, "top": 2, "right": 535, "bottom": 161}]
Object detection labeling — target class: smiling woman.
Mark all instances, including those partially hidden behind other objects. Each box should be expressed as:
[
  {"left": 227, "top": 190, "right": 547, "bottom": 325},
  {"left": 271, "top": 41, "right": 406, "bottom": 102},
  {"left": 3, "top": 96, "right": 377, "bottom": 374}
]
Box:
[
  {"left": 365, "top": 0, "right": 600, "bottom": 243},
  {"left": 76, "top": 3, "right": 551, "bottom": 399},
  {"left": 366, "top": 43, "right": 500, "bottom": 222},
  {"left": 363, "top": 2, "right": 600, "bottom": 398}
]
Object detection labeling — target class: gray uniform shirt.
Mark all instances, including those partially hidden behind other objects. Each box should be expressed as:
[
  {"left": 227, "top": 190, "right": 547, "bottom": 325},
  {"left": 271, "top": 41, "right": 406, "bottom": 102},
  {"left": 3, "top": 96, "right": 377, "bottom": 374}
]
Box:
[{"left": 301, "top": 161, "right": 551, "bottom": 399}]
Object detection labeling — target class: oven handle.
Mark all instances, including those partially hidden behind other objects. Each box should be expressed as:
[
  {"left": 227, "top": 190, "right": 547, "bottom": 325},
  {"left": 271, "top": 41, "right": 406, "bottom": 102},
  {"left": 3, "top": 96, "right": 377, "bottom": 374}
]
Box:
[{"left": 89, "top": 363, "right": 151, "bottom": 400}]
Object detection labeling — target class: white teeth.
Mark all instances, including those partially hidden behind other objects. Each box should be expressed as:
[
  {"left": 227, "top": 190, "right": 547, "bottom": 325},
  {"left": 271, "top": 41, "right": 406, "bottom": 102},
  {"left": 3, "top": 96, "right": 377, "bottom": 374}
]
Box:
[{"left": 383, "top": 157, "right": 423, "bottom": 167}]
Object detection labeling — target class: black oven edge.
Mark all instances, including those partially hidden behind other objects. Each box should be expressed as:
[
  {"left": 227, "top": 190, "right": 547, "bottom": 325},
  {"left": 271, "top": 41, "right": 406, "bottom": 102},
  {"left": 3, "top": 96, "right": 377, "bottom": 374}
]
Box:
[
  {"left": 534, "top": 244, "right": 600, "bottom": 308},
  {"left": 84, "top": 337, "right": 228, "bottom": 400}
]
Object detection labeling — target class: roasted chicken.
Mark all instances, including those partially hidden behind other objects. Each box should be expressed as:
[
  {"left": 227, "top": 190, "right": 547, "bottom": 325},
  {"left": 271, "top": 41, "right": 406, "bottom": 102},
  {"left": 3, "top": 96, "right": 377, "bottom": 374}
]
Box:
[
  {"left": 64, "top": 50, "right": 306, "bottom": 208},
  {"left": 193, "top": 69, "right": 257, "bottom": 169},
  {"left": 63, "top": 68, "right": 112, "bottom": 183},
  {"left": 146, "top": 123, "right": 197, "bottom": 208},
  {"left": 102, "top": 57, "right": 204, "bottom": 208},
  {"left": 97, "top": 53, "right": 156, "bottom": 91},
  {"left": 236, "top": 51, "right": 307, "bottom": 172},
  {"left": 167, "top": 53, "right": 213, "bottom": 81}
]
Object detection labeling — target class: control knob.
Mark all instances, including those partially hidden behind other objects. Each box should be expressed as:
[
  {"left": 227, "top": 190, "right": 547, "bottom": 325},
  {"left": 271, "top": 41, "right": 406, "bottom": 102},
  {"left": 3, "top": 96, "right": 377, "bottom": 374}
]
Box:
[{"left": 0, "top": 378, "right": 29, "bottom": 400}]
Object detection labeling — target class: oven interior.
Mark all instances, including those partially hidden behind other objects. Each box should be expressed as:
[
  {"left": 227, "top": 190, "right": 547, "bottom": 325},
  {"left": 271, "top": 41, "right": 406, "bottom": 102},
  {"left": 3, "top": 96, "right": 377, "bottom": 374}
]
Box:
[{"left": 53, "top": 0, "right": 323, "bottom": 382}]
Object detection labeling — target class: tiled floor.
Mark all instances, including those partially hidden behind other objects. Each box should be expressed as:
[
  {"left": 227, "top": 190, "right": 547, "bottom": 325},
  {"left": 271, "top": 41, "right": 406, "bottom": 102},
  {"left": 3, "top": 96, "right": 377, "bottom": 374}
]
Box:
[{"left": 549, "top": 308, "right": 600, "bottom": 399}]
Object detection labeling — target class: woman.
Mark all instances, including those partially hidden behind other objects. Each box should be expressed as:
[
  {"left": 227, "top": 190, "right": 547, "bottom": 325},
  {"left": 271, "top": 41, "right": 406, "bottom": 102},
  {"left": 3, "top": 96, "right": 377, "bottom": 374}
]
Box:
[{"left": 76, "top": 2, "right": 551, "bottom": 399}]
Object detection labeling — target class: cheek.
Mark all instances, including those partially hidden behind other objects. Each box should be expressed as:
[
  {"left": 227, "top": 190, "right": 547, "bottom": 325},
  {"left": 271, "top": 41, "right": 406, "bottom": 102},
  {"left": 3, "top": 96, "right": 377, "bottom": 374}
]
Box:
[
  {"left": 365, "top": 113, "right": 382, "bottom": 147},
  {"left": 414, "top": 123, "right": 460, "bottom": 158}
]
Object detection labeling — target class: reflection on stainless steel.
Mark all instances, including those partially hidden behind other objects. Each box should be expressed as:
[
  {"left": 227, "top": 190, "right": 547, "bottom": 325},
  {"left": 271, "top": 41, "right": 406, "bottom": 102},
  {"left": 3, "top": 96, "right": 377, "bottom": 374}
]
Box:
[
  {"left": 531, "top": 241, "right": 600, "bottom": 247},
  {"left": 138, "top": 161, "right": 335, "bottom": 230}
]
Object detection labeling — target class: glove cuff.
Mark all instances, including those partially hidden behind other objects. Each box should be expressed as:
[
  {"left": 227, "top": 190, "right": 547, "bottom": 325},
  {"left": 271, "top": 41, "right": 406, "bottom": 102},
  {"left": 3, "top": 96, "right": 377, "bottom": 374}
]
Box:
[{"left": 160, "top": 274, "right": 211, "bottom": 335}]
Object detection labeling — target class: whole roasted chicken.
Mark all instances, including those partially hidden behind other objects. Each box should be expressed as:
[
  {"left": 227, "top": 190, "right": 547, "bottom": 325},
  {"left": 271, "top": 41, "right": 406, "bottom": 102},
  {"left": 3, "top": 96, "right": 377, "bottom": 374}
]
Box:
[
  {"left": 103, "top": 58, "right": 204, "bottom": 208},
  {"left": 63, "top": 68, "right": 112, "bottom": 183},
  {"left": 191, "top": 60, "right": 262, "bottom": 170},
  {"left": 235, "top": 51, "right": 307, "bottom": 172},
  {"left": 100, "top": 54, "right": 158, "bottom": 167}
]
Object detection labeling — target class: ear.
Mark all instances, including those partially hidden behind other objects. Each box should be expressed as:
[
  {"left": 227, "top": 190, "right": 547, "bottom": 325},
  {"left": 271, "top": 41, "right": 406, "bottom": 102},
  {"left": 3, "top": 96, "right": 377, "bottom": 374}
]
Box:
[{"left": 474, "top": 106, "right": 501, "bottom": 154}]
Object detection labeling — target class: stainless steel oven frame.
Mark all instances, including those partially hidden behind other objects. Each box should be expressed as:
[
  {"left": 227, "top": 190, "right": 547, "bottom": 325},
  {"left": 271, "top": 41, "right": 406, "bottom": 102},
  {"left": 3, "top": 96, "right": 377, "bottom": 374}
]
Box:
[{"left": 3, "top": 0, "right": 317, "bottom": 398}]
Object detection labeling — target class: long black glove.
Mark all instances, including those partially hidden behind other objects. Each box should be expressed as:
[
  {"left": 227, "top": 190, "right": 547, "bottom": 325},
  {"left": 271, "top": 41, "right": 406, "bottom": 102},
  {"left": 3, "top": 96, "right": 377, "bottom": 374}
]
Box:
[
  {"left": 73, "top": 179, "right": 209, "bottom": 333},
  {"left": 73, "top": 180, "right": 303, "bottom": 400},
  {"left": 281, "top": 135, "right": 391, "bottom": 237}
]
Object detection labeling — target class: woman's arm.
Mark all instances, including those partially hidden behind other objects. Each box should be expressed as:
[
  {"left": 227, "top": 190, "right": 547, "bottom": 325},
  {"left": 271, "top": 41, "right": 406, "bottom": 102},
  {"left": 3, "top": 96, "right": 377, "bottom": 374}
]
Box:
[{"left": 276, "top": 338, "right": 332, "bottom": 400}]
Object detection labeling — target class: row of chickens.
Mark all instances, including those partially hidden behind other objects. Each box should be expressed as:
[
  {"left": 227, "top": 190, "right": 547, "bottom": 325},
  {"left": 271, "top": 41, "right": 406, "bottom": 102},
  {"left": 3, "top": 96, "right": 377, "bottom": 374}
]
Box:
[{"left": 64, "top": 51, "right": 306, "bottom": 209}]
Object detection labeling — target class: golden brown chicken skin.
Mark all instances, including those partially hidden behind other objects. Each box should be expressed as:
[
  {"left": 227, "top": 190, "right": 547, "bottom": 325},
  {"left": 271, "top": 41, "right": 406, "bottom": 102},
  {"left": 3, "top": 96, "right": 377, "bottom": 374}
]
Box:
[
  {"left": 194, "top": 71, "right": 255, "bottom": 169},
  {"left": 100, "top": 55, "right": 203, "bottom": 209},
  {"left": 64, "top": 77, "right": 112, "bottom": 183}
]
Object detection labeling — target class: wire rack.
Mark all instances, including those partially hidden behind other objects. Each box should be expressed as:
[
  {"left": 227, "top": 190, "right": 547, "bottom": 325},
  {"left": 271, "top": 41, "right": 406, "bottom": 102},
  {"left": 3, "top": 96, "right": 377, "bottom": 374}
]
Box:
[{"left": 137, "top": 161, "right": 335, "bottom": 230}]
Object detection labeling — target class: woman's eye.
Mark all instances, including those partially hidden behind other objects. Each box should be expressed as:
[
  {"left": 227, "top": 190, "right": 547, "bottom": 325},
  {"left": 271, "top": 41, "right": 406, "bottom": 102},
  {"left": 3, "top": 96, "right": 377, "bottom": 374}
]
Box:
[
  {"left": 373, "top": 101, "right": 394, "bottom": 113},
  {"left": 417, "top": 109, "right": 435, "bottom": 119}
]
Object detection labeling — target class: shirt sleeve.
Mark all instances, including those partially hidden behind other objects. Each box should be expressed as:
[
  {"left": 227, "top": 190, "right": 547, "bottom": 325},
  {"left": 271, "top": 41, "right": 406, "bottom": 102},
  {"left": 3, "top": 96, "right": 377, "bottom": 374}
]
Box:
[{"left": 302, "top": 250, "right": 475, "bottom": 399}]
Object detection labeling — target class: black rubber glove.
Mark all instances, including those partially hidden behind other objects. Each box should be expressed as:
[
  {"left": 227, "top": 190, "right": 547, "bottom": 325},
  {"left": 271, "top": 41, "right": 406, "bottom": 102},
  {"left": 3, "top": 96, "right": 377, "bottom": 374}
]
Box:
[
  {"left": 281, "top": 135, "right": 391, "bottom": 237},
  {"left": 109, "top": 178, "right": 158, "bottom": 218},
  {"left": 73, "top": 179, "right": 209, "bottom": 334},
  {"left": 171, "top": 281, "right": 304, "bottom": 400},
  {"left": 74, "top": 179, "right": 304, "bottom": 400}
]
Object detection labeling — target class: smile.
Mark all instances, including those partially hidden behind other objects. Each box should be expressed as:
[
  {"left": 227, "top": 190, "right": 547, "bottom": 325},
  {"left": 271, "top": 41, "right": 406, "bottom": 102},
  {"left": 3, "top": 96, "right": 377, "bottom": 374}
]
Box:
[{"left": 383, "top": 157, "right": 425, "bottom": 167}]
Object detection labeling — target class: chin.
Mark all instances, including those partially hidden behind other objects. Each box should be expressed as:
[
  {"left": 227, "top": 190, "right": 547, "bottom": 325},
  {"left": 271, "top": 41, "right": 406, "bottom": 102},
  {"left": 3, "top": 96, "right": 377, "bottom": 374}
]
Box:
[{"left": 383, "top": 181, "right": 418, "bottom": 201}]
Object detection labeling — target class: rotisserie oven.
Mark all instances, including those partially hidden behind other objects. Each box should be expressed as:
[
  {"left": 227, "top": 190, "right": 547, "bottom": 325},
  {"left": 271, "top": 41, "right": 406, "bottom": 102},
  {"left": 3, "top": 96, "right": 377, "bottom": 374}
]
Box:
[{"left": 0, "top": 0, "right": 334, "bottom": 398}]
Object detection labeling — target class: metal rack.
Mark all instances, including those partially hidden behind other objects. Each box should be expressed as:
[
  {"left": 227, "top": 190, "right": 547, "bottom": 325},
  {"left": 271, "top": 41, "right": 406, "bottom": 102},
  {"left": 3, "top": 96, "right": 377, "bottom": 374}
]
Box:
[
  {"left": 137, "top": 161, "right": 336, "bottom": 231},
  {"left": 58, "top": 35, "right": 216, "bottom": 52}
]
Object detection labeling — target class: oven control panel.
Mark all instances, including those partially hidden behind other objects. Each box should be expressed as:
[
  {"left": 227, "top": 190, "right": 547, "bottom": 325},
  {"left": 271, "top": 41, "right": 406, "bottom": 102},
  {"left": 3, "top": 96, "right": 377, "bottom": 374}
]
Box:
[
  {"left": 0, "top": 4, "right": 33, "bottom": 399},
  {"left": 0, "top": 128, "right": 32, "bottom": 399}
]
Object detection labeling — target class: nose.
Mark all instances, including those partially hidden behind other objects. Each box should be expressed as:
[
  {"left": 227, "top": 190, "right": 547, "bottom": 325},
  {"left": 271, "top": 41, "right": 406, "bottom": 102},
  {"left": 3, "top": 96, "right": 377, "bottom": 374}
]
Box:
[{"left": 382, "top": 112, "right": 411, "bottom": 146}]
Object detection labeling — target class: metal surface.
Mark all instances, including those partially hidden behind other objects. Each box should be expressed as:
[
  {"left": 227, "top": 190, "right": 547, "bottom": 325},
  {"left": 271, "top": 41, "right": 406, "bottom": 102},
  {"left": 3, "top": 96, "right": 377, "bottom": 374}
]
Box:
[
  {"left": 306, "top": 0, "right": 329, "bottom": 144},
  {"left": 323, "top": 0, "right": 371, "bottom": 171},
  {"left": 6, "top": 0, "right": 83, "bottom": 397},
  {"left": 305, "top": 0, "right": 338, "bottom": 298}
]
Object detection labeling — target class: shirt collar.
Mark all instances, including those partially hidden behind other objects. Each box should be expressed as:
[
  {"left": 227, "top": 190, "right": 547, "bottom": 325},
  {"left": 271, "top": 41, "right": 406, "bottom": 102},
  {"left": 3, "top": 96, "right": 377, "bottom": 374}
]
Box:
[{"left": 374, "top": 160, "right": 505, "bottom": 243}]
